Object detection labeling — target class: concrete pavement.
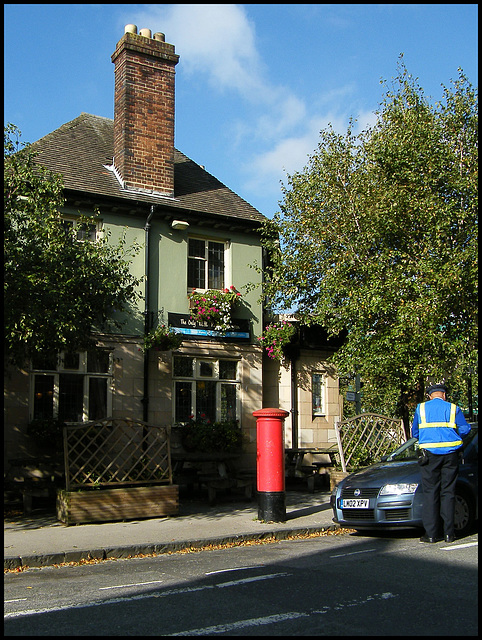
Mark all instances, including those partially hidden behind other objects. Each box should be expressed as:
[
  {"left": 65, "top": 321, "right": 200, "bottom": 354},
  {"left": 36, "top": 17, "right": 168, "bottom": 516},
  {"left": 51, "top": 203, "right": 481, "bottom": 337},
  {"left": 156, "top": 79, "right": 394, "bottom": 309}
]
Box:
[{"left": 4, "top": 488, "right": 340, "bottom": 570}]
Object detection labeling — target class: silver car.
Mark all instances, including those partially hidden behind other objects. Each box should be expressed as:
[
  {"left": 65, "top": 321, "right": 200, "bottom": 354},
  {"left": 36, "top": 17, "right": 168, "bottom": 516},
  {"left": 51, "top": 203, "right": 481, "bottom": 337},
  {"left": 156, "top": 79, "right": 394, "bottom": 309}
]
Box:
[{"left": 331, "top": 426, "right": 478, "bottom": 537}]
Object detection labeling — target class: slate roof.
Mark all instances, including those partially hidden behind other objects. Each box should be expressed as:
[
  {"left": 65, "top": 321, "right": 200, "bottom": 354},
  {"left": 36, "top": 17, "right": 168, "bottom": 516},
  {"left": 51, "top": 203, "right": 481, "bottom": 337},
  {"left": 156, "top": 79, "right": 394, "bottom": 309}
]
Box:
[{"left": 32, "top": 113, "right": 266, "bottom": 226}]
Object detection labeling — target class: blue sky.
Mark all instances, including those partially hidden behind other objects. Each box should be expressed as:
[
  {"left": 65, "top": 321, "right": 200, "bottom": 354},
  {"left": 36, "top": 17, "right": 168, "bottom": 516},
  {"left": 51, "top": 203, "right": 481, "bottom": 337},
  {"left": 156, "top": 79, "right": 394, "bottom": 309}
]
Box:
[{"left": 4, "top": 4, "right": 478, "bottom": 218}]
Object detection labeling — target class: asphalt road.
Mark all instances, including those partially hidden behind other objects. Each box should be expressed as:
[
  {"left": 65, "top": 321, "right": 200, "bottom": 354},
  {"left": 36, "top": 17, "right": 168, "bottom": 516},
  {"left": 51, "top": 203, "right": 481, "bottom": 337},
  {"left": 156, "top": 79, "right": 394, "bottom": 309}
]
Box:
[{"left": 5, "top": 530, "right": 478, "bottom": 636}]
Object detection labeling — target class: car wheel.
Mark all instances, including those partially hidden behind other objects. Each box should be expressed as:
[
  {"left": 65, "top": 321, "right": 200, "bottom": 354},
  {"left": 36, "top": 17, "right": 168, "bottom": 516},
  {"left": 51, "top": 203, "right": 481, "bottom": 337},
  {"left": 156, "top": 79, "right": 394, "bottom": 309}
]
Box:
[{"left": 454, "top": 488, "right": 475, "bottom": 537}]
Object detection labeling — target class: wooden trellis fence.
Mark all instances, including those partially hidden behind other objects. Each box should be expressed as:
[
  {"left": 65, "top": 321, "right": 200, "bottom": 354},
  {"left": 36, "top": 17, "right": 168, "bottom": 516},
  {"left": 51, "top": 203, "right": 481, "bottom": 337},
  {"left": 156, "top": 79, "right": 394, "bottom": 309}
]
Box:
[
  {"left": 57, "top": 418, "right": 178, "bottom": 524},
  {"left": 63, "top": 418, "right": 173, "bottom": 490},
  {"left": 335, "top": 413, "right": 406, "bottom": 472}
]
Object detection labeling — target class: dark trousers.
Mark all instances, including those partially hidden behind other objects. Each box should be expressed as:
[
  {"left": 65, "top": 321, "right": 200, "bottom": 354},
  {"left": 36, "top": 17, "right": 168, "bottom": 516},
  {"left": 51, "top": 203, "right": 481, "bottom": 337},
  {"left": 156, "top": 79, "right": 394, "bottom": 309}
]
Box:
[{"left": 420, "top": 450, "right": 459, "bottom": 538}]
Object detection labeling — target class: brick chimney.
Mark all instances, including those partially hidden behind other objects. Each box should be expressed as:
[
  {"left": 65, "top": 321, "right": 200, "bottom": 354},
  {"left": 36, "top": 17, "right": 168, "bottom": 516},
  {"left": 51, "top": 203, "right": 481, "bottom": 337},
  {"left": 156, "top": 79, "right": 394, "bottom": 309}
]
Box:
[{"left": 111, "top": 25, "right": 179, "bottom": 197}]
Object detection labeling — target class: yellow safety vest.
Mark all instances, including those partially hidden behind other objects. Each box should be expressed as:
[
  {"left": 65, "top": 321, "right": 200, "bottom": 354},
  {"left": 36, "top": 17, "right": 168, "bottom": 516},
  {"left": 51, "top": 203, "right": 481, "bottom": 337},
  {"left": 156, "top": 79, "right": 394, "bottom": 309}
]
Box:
[{"left": 418, "top": 402, "right": 463, "bottom": 450}]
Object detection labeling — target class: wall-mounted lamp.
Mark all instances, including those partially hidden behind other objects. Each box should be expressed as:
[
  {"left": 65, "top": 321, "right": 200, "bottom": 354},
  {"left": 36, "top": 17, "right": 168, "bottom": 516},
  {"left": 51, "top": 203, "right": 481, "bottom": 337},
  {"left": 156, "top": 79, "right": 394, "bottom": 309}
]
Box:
[{"left": 171, "top": 220, "right": 190, "bottom": 230}]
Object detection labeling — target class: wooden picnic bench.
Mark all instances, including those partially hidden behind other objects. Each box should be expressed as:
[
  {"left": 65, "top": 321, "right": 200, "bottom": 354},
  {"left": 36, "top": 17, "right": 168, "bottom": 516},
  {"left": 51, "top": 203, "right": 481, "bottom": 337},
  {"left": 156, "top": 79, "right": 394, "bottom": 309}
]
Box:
[
  {"left": 285, "top": 445, "right": 339, "bottom": 492},
  {"left": 171, "top": 452, "right": 255, "bottom": 504}
]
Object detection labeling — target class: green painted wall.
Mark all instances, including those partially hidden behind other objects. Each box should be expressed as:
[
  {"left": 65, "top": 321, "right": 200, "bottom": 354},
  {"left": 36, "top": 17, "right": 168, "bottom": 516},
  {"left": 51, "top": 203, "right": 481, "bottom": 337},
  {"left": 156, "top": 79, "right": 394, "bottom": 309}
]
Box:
[
  {"left": 154, "top": 219, "right": 264, "bottom": 340},
  {"left": 83, "top": 209, "right": 263, "bottom": 341}
]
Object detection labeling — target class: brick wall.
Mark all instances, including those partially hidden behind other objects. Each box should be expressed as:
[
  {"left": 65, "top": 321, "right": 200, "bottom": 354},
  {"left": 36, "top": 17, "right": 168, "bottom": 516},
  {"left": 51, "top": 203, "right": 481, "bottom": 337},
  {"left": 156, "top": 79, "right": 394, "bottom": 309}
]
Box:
[{"left": 112, "top": 31, "right": 179, "bottom": 196}]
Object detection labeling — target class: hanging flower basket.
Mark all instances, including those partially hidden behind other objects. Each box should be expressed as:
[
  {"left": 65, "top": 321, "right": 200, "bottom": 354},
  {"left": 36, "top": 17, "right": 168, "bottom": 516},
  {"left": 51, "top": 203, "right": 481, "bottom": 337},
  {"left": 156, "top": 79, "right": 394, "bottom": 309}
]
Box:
[
  {"left": 188, "top": 286, "right": 241, "bottom": 332},
  {"left": 143, "top": 324, "right": 183, "bottom": 351},
  {"left": 257, "top": 320, "right": 296, "bottom": 363}
]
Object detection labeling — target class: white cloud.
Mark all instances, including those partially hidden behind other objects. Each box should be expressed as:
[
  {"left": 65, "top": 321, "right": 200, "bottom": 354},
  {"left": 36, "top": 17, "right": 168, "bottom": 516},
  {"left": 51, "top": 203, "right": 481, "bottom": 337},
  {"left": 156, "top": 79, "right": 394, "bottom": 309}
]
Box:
[
  {"left": 354, "top": 109, "right": 378, "bottom": 133},
  {"left": 253, "top": 93, "right": 307, "bottom": 141},
  {"left": 128, "top": 4, "right": 266, "bottom": 96},
  {"left": 126, "top": 5, "right": 377, "bottom": 205},
  {"left": 243, "top": 114, "right": 349, "bottom": 196}
]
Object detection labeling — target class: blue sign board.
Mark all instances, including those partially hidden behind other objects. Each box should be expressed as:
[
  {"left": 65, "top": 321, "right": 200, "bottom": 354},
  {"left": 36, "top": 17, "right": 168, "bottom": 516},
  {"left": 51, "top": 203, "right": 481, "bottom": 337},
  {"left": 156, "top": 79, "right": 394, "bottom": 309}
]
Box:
[{"left": 168, "top": 313, "right": 250, "bottom": 341}]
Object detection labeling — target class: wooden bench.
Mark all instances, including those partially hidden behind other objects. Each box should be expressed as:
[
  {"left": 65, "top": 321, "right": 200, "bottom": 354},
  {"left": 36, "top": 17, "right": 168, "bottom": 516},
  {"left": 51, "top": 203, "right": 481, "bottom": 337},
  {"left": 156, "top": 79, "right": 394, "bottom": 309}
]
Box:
[
  {"left": 199, "top": 463, "right": 255, "bottom": 504},
  {"left": 172, "top": 453, "right": 254, "bottom": 504},
  {"left": 6, "top": 457, "right": 64, "bottom": 515},
  {"left": 285, "top": 448, "right": 338, "bottom": 492},
  {"left": 296, "top": 461, "right": 334, "bottom": 492}
]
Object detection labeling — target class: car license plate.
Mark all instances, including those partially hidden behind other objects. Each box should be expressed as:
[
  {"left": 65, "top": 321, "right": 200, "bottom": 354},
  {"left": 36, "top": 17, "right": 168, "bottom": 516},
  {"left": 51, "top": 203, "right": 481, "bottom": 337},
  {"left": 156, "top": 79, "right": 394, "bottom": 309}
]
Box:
[{"left": 341, "top": 498, "right": 370, "bottom": 509}]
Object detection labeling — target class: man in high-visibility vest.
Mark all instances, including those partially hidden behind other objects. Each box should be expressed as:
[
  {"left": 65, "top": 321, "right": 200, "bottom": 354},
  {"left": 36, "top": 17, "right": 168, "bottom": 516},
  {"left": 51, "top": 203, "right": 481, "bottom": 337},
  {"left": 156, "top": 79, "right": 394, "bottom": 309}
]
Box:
[{"left": 412, "top": 383, "right": 471, "bottom": 543}]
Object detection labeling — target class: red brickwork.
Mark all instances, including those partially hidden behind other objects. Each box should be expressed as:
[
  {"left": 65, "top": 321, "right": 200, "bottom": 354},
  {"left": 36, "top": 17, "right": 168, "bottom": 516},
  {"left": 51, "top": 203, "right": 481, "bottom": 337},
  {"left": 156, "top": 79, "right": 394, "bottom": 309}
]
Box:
[{"left": 111, "top": 32, "right": 179, "bottom": 196}]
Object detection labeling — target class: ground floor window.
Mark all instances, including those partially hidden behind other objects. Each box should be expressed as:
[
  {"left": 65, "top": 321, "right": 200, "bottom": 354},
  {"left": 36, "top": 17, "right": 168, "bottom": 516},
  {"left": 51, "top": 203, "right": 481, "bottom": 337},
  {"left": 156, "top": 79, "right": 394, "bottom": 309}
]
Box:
[
  {"left": 173, "top": 355, "right": 239, "bottom": 423},
  {"left": 312, "top": 372, "right": 325, "bottom": 416},
  {"left": 31, "top": 349, "right": 112, "bottom": 422}
]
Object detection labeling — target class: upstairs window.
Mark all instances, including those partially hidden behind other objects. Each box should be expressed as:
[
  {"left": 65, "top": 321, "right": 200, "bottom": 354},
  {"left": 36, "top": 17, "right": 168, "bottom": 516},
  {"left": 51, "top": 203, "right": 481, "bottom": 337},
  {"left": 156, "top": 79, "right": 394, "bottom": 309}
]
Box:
[
  {"left": 188, "top": 238, "right": 225, "bottom": 290},
  {"left": 62, "top": 218, "right": 99, "bottom": 242}
]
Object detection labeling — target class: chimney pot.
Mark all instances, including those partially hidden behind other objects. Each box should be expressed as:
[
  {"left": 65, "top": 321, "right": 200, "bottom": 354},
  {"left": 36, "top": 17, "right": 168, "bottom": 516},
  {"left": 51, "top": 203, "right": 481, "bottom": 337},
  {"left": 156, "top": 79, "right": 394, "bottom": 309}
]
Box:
[
  {"left": 124, "top": 24, "right": 137, "bottom": 34},
  {"left": 153, "top": 32, "right": 165, "bottom": 42},
  {"left": 139, "top": 28, "right": 152, "bottom": 38}
]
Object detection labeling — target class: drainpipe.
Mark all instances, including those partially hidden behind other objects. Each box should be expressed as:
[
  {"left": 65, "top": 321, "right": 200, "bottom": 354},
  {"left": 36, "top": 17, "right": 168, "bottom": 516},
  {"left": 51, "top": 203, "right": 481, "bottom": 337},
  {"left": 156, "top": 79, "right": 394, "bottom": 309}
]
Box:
[
  {"left": 142, "top": 205, "right": 156, "bottom": 423},
  {"left": 288, "top": 329, "right": 300, "bottom": 449},
  {"left": 290, "top": 355, "right": 299, "bottom": 448}
]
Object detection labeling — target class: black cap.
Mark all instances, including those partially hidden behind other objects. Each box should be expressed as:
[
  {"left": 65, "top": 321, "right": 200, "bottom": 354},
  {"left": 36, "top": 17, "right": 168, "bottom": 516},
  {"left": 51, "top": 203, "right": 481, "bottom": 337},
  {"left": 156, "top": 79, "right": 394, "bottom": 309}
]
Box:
[{"left": 426, "top": 383, "right": 448, "bottom": 395}]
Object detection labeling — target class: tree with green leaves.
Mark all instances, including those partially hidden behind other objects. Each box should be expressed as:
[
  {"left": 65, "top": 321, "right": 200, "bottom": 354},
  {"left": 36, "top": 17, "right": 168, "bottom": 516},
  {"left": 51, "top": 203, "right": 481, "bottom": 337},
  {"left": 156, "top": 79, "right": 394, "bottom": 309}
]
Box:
[
  {"left": 4, "top": 124, "right": 143, "bottom": 367},
  {"left": 260, "top": 62, "right": 477, "bottom": 435}
]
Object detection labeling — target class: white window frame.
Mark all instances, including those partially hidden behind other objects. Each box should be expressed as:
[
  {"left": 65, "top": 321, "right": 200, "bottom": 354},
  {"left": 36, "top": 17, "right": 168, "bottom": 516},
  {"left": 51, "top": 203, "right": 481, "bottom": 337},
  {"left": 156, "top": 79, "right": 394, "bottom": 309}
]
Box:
[
  {"left": 312, "top": 372, "right": 326, "bottom": 416},
  {"left": 30, "top": 350, "right": 113, "bottom": 423},
  {"left": 173, "top": 355, "right": 240, "bottom": 423},
  {"left": 187, "top": 236, "right": 232, "bottom": 292},
  {"left": 62, "top": 216, "right": 102, "bottom": 242}
]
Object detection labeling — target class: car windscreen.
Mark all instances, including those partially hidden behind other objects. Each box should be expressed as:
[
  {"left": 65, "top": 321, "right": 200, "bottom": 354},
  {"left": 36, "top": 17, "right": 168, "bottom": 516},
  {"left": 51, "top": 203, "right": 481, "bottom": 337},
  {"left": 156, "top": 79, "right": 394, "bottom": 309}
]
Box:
[
  {"left": 462, "top": 428, "right": 478, "bottom": 461},
  {"left": 386, "top": 427, "right": 478, "bottom": 463},
  {"left": 385, "top": 437, "right": 419, "bottom": 462}
]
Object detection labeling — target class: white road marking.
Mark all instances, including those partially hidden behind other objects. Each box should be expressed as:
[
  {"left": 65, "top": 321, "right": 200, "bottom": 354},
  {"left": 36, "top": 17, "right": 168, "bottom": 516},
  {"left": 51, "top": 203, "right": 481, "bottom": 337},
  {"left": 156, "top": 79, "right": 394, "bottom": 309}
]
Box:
[
  {"left": 216, "top": 573, "right": 289, "bottom": 588},
  {"left": 167, "top": 592, "right": 400, "bottom": 635},
  {"left": 440, "top": 541, "right": 478, "bottom": 551},
  {"left": 205, "top": 566, "right": 263, "bottom": 575},
  {"left": 329, "top": 548, "right": 377, "bottom": 558},
  {"left": 313, "top": 591, "right": 398, "bottom": 613},
  {"left": 99, "top": 581, "right": 164, "bottom": 590},
  {"left": 4, "top": 573, "right": 288, "bottom": 620},
  {"left": 167, "top": 612, "right": 310, "bottom": 636},
  {"left": 4, "top": 589, "right": 205, "bottom": 620},
  {"left": 4, "top": 599, "right": 28, "bottom": 604}
]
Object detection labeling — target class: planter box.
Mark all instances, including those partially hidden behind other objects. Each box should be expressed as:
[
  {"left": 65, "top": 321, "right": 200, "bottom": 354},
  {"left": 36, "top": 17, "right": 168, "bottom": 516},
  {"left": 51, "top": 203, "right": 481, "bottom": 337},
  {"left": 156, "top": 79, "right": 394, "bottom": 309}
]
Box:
[
  {"left": 329, "top": 470, "right": 349, "bottom": 492},
  {"left": 57, "top": 485, "right": 179, "bottom": 525}
]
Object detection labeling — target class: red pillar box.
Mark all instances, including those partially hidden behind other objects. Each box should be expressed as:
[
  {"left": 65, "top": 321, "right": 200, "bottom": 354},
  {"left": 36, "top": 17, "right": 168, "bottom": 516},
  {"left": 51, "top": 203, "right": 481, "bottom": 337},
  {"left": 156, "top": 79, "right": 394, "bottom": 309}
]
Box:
[{"left": 253, "top": 408, "right": 289, "bottom": 522}]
